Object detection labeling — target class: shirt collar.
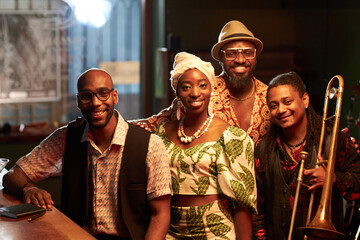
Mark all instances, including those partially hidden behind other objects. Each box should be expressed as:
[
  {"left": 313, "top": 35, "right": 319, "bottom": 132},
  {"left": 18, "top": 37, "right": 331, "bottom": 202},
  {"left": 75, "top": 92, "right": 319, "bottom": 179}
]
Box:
[{"left": 80, "top": 110, "right": 128, "bottom": 147}]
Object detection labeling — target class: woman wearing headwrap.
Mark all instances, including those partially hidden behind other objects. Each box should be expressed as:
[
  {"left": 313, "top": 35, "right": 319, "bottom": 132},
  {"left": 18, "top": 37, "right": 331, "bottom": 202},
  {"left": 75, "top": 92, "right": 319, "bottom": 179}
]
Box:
[{"left": 154, "top": 52, "right": 257, "bottom": 239}]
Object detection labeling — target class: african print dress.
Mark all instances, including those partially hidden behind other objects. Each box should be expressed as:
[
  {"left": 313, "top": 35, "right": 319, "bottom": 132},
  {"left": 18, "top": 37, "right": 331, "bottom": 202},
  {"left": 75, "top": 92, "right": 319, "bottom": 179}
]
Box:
[{"left": 155, "top": 124, "right": 257, "bottom": 239}]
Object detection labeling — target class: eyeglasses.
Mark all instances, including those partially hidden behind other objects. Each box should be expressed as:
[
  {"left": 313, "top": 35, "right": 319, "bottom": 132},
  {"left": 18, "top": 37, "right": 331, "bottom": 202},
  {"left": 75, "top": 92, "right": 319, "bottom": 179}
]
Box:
[
  {"left": 221, "top": 48, "right": 256, "bottom": 60},
  {"left": 77, "top": 88, "right": 114, "bottom": 104}
]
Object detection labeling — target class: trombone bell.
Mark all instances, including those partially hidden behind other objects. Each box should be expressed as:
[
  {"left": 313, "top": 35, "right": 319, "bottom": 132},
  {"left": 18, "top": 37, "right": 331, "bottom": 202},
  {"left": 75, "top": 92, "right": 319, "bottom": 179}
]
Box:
[{"left": 299, "top": 217, "right": 344, "bottom": 239}]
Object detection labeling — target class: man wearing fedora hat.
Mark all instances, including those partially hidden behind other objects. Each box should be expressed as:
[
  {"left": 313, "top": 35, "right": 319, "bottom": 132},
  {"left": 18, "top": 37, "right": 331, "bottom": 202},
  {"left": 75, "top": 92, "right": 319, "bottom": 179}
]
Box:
[
  {"left": 210, "top": 20, "right": 269, "bottom": 146},
  {"left": 134, "top": 20, "right": 270, "bottom": 147}
]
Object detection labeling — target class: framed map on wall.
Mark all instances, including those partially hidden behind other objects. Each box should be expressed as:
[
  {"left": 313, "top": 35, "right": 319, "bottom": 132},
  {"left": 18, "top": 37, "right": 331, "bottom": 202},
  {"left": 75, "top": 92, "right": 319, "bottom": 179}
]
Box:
[{"left": 0, "top": 12, "right": 61, "bottom": 103}]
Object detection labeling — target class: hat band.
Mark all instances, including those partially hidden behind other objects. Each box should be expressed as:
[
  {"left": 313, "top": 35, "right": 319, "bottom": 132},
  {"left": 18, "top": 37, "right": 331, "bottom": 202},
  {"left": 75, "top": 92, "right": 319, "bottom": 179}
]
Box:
[{"left": 222, "top": 33, "right": 253, "bottom": 41}]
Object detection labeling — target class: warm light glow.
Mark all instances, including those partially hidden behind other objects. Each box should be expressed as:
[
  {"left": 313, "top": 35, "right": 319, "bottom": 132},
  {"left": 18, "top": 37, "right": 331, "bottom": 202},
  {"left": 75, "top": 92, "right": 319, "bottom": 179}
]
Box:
[{"left": 70, "top": 0, "right": 112, "bottom": 28}]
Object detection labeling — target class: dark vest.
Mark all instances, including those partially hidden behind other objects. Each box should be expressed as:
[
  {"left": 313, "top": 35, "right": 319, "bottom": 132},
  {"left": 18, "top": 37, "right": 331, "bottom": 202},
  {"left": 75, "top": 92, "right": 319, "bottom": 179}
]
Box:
[{"left": 61, "top": 118, "right": 151, "bottom": 240}]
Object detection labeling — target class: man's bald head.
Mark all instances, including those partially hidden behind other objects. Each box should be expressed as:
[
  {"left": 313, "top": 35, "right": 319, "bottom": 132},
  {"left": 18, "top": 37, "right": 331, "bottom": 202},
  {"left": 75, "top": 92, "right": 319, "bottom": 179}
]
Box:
[{"left": 77, "top": 68, "right": 113, "bottom": 91}]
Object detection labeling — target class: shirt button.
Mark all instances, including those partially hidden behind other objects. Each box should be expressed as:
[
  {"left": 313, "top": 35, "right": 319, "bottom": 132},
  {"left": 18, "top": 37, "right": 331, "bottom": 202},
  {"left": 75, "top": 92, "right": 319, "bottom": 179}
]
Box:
[
  {"left": 99, "top": 176, "right": 103, "bottom": 180},
  {"left": 282, "top": 222, "right": 286, "bottom": 227},
  {"left": 282, "top": 205, "right": 287, "bottom": 209},
  {"left": 283, "top": 188, "right": 287, "bottom": 193}
]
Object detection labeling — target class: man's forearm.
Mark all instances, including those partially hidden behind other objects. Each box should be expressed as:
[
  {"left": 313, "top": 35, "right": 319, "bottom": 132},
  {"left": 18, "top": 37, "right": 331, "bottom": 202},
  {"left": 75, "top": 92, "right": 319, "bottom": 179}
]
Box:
[{"left": 3, "top": 166, "right": 32, "bottom": 196}]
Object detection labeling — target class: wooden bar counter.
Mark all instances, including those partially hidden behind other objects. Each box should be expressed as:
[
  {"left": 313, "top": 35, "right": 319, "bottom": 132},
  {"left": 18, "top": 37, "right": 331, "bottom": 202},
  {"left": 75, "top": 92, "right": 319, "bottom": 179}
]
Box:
[{"left": 0, "top": 190, "right": 96, "bottom": 240}]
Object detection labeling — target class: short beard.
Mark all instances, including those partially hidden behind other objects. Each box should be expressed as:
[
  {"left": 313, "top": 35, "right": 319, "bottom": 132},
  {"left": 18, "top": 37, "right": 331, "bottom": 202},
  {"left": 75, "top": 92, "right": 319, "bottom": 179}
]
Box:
[
  {"left": 221, "top": 61, "right": 256, "bottom": 89},
  {"left": 82, "top": 107, "right": 114, "bottom": 129},
  {"left": 228, "top": 72, "right": 253, "bottom": 89}
]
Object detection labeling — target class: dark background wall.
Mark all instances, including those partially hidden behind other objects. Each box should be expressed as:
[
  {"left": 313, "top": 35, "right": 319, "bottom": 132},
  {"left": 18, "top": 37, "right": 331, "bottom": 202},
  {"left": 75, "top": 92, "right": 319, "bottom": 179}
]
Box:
[{"left": 162, "top": 0, "right": 360, "bottom": 138}]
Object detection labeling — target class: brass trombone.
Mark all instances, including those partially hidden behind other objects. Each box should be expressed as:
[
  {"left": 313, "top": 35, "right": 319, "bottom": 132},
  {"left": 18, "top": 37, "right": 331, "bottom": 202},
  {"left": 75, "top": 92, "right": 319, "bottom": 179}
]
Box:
[{"left": 288, "top": 75, "right": 345, "bottom": 239}]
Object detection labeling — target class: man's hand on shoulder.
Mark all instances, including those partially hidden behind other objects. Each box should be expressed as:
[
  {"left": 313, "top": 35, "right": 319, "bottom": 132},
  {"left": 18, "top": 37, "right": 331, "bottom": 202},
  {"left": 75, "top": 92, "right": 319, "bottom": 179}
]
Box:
[{"left": 129, "top": 119, "right": 153, "bottom": 132}]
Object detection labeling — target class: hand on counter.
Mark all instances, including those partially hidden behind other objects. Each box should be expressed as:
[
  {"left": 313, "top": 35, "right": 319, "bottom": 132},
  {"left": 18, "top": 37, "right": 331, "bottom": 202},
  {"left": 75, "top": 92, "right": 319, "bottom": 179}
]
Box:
[{"left": 23, "top": 185, "right": 54, "bottom": 210}]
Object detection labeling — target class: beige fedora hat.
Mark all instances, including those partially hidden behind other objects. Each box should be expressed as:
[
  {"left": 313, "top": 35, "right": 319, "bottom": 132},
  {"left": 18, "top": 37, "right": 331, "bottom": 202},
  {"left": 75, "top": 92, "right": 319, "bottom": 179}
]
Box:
[{"left": 211, "top": 20, "right": 263, "bottom": 61}]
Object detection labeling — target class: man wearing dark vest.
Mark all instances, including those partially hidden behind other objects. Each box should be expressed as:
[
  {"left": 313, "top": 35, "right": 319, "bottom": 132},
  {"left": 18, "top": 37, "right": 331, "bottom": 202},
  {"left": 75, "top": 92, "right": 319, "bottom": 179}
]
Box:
[{"left": 3, "top": 68, "right": 172, "bottom": 240}]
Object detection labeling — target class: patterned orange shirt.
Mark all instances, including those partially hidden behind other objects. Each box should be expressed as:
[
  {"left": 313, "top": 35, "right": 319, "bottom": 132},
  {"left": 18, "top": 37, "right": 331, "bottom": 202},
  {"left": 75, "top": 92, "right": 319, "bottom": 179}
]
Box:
[{"left": 145, "top": 75, "right": 271, "bottom": 146}]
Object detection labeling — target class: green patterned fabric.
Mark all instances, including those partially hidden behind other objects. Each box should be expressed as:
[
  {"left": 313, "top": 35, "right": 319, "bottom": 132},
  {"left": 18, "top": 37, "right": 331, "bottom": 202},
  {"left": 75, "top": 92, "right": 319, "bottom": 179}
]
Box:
[
  {"left": 155, "top": 124, "right": 258, "bottom": 239},
  {"left": 166, "top": 199, "right": 235, "bottom": 239}
]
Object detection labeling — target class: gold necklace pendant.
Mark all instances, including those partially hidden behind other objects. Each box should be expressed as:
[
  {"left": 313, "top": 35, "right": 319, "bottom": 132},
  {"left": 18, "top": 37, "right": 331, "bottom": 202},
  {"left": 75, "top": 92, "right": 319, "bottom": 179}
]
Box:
[{"left": 229, "top": 80, "right": 255, "bottom": 101}]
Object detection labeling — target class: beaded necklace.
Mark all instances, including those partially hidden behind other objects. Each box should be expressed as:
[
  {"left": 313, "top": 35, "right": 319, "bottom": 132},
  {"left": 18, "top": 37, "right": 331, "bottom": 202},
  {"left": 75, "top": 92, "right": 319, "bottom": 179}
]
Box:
[
  {"left": 281, "top": 136, "right": 306, "bottom": 167},
  {"left": 283, "top": 137, "right": 306, "bottom": 153},
  {"left": 178, "top": 114, "right": 214, "bottom": 143}
]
